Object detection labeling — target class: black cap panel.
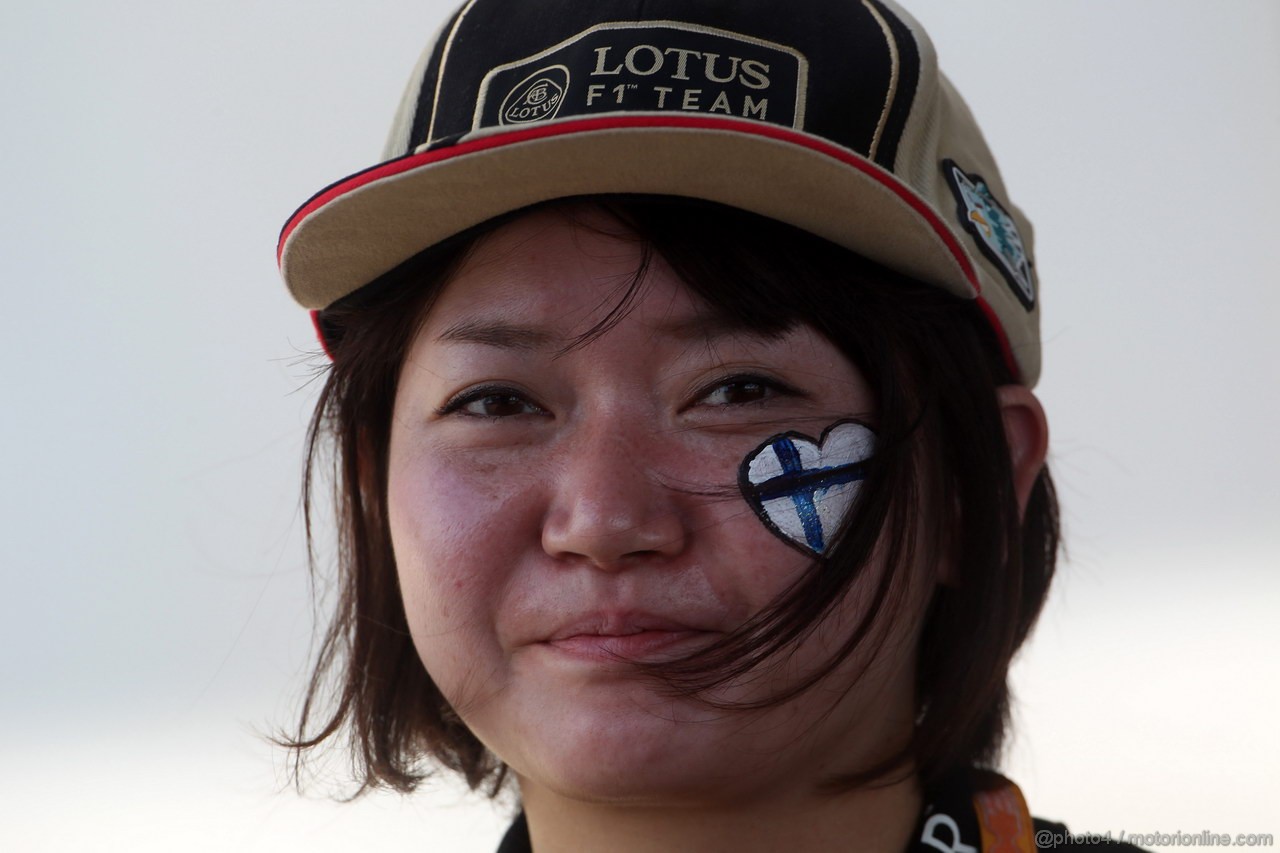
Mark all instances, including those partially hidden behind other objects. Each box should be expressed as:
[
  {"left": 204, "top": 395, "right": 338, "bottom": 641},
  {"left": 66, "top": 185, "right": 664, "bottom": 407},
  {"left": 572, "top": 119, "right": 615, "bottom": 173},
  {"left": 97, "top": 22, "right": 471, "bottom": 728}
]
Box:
[
  {"left": 865, "top": 0, "right": 920, "bottom": 170},
  {"left": 412, "top": 0, "right": 920, "bottom": 161},
  {"left": 406, "top": 3, "right": 470, "bottom": 156}
]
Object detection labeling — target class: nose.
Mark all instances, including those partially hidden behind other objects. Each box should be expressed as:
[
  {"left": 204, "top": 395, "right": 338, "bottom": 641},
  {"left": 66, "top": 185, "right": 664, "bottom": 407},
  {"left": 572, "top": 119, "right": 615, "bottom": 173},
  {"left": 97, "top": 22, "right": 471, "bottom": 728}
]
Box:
[{"left": 540, "top": 421, "right": 688, "bottom": 569}]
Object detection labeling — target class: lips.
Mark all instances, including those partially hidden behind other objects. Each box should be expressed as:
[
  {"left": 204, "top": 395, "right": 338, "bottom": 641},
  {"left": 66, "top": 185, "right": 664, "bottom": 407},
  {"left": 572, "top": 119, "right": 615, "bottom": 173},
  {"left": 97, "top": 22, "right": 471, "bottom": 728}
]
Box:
[{"left": 542, "top": 612, "right": 719, "bottom": 663}]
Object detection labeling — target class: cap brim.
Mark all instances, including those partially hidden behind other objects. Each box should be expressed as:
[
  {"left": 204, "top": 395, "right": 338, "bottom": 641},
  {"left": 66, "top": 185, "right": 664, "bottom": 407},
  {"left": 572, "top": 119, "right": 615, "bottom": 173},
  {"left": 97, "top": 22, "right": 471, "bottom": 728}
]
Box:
[{"left": 279, "top": 115, "right": 985, "bottom": 309}]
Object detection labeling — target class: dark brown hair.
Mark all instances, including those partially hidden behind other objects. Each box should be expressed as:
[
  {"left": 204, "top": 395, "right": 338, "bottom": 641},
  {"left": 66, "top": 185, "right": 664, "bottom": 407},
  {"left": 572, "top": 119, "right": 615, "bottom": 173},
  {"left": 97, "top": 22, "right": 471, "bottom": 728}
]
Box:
[{"left": 283, "top": 196, "right": 1058, "bottom": 797}]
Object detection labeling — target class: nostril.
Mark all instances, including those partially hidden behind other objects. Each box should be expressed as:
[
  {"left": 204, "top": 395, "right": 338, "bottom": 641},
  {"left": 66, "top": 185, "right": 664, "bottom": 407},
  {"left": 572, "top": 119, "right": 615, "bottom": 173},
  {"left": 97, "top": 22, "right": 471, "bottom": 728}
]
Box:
[{"left": 541, "top": 500, "right": 687, "bottom": 568}]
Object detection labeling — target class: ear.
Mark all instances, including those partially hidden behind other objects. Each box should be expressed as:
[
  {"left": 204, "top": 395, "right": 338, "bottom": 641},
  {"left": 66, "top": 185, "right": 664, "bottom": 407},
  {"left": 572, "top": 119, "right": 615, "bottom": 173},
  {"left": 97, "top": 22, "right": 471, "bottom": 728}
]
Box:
[{"left": 996, "top": 385, "right": 1049, "bottom": 519}]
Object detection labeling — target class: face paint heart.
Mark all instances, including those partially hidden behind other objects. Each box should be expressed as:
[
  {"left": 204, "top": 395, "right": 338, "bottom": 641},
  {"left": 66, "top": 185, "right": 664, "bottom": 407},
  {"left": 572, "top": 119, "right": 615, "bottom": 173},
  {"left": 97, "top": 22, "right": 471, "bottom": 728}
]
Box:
[{"left": 738, "top": 420, "right": 876, "bottom": 556}]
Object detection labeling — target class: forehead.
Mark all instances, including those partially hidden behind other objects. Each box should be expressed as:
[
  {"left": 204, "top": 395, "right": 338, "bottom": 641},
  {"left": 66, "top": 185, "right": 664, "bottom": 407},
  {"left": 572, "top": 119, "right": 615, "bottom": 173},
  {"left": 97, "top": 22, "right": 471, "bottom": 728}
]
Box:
[{"left": 424, "top": 206, "right": 705, "bottom": 336}]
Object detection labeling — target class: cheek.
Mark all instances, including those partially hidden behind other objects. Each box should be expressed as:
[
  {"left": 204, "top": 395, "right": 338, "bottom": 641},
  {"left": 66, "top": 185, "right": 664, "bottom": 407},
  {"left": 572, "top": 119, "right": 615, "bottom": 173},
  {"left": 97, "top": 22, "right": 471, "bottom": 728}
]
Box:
[
  {"left": 386, "top": 444, "right": 545, "bottom": 697},
  {"left": 681, "top": 448, "right": 817, "bottom": 617},
  {"left": 663, "top": 431, "right": 838, "bottom": 619}
]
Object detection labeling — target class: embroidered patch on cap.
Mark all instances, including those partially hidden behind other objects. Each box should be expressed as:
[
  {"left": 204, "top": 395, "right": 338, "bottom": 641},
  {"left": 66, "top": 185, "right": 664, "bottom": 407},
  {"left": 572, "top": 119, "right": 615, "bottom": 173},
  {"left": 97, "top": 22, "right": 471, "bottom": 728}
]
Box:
[
  {"left": 498, "top": 66, "right": 570, "bottom": 125},
  {"left": 474, "top": 22, "right": 808, "bottom": 132},
  {"left": 739, "top": 420, "right": 875, "bottom": 556},
  {"left": 942, "top": 159, "right": 1035, "bottom": 310}
]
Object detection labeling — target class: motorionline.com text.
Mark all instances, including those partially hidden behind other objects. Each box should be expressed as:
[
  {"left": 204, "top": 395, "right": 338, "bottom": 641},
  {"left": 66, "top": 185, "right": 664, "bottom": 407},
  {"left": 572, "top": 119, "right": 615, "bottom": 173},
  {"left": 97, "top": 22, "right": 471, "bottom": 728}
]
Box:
[{"left": 1036, "top": 831, "right": 1274, "bottom": 848}]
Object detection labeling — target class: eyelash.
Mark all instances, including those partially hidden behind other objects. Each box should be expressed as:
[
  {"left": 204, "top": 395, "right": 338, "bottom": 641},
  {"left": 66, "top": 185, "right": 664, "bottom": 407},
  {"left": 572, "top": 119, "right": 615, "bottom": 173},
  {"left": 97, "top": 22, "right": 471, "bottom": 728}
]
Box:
[
  {"left": 436, "top": 384, "right": 548, "bottom": 420},
  {"left": 690, "top": 372, "right": 801, "bottom": 408}
]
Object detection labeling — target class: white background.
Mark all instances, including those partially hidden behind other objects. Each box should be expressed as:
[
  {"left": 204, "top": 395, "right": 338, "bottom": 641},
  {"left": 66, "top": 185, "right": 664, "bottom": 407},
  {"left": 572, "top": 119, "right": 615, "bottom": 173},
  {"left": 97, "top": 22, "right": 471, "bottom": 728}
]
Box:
[{"left": 2, "top": 1, "right": 1276, "bottom": 851}]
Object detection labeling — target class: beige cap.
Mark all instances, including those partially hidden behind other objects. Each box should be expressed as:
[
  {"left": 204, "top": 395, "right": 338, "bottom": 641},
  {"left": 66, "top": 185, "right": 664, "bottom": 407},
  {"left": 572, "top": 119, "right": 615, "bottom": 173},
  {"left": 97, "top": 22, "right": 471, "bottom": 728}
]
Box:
[{"left": 278, "top": 0, "right": 1040, "bottom": 384}]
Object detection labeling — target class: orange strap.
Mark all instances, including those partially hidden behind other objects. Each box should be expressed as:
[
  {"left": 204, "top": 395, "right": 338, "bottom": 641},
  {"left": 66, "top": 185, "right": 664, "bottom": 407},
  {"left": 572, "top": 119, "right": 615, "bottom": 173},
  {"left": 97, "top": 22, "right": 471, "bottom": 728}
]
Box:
[{"left": 974, "top": 778, "right": 1037, "bottom": 853}]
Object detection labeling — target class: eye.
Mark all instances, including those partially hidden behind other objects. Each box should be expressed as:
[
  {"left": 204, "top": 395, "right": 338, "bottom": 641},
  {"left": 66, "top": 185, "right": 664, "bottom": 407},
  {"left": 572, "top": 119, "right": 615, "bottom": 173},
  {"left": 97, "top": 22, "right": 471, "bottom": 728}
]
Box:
[
  {"left": 438, "top": 385, "right": 549, "bottom": 419},
  {"left": 695, "top": 373, "right": 799, "bottom": 407}
]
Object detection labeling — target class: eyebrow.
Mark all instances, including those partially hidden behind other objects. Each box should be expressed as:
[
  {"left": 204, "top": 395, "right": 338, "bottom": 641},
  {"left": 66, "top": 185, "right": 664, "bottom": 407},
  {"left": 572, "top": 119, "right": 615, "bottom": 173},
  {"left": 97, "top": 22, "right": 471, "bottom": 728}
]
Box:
[
  {"left": 435, "top": 312, "right": 787, "bottom": 351},
  {"left": 436, "top": 320, "right": 557, "bottom": 350}
]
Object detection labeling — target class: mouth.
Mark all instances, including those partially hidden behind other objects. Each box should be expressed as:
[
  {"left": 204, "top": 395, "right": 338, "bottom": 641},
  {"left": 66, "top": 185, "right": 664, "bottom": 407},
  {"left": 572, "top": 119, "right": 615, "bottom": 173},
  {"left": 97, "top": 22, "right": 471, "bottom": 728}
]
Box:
[
  {"left": 546, "top": 630, "right": 712, "bottom": 662},
  {"left": 542, "top": 613, "right": 719, "bottom": 663}
]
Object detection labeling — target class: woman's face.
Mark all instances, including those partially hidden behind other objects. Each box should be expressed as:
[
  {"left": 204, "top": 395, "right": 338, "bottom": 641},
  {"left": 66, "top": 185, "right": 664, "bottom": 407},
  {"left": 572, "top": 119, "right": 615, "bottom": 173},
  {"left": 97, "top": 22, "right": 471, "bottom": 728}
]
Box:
[{"left": 388, "top": 208, "right": 932, "bottom": 805}]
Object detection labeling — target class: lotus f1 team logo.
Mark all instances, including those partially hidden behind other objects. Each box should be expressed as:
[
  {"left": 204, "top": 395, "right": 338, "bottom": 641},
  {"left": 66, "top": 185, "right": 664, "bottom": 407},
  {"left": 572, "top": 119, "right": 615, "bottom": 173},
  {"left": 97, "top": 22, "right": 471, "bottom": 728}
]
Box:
[
  {"left": 943, "top": 160, "right": 1035, "bottom": 310},
  {"left": 500, "top": 66, "right": 569, "bottom": 125}
]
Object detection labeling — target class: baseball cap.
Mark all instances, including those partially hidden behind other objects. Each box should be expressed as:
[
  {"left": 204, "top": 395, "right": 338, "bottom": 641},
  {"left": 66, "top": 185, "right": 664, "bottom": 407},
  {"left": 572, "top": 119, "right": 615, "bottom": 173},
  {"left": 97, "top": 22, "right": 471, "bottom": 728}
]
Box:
[{"left": 277, "top": 0, "right": 1041, "bottom": 384}]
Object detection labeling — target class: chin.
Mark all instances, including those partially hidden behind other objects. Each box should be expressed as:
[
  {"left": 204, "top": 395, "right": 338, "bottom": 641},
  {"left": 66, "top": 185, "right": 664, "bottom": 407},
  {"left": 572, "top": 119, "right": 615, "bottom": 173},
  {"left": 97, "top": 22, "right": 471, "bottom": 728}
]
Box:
[
  {"left": 499, "top": 693, "right": 801, "bottom": 806},
  {"left": 524, "top": 742, "right": 760, "bottom": 807}
]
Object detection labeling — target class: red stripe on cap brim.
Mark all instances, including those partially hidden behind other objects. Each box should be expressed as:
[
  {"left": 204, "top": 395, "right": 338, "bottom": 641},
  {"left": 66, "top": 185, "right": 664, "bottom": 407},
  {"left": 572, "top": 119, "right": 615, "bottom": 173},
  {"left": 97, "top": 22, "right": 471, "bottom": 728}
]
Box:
[
  {"left": 277, "top": 115, "right": 980, "bottom": 295},
  {"left": 279, "top": 115, "right": 1023, "bottom": 378}
]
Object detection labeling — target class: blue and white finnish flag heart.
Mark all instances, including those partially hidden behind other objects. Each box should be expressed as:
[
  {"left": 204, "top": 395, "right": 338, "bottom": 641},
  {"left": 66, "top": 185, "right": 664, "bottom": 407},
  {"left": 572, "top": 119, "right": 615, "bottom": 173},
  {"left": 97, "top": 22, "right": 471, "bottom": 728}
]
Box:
[{"left": 739, "top": 420, "right": 875, "bottom": 555}]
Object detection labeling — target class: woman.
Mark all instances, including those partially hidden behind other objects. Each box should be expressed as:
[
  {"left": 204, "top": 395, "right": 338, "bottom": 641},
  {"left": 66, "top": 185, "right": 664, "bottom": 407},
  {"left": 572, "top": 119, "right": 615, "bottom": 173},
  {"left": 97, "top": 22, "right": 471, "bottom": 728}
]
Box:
[{"left": 276, "top": 1, "right": 1117, "bottom": 850}]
